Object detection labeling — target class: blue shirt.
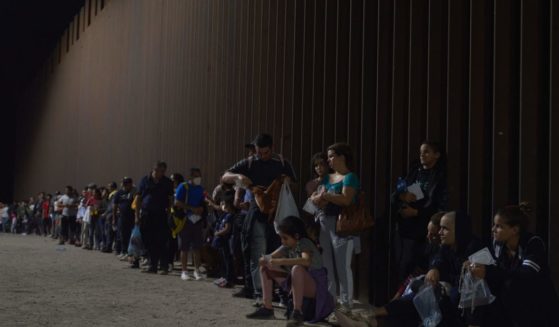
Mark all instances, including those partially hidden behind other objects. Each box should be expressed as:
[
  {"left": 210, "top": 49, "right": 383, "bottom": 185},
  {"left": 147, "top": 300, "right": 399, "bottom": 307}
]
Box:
[
  {"left": 175, "top": 182, "right": 205, "bottom": 216},
  {"left": 137, "top": 175, "right": 174, "bottom": 213}
]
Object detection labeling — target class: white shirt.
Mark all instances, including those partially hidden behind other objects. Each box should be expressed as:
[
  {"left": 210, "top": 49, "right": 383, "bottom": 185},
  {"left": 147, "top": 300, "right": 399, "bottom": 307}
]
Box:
[
  {"left": 59, "top": 195, "right": 77, "bottom": 216},
  {"left": 0, "top": 207, "right": 8, "bottom": 219}
]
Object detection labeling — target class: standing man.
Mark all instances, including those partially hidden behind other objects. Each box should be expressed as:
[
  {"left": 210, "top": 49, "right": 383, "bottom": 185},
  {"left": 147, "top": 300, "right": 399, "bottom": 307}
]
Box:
[
  {"left": 175, "top": 168, "right": 207, "bottom": 281},
  {"left": 58, "top": 186, "right": 78, "bottom": 245},
  {"left": 134, "top": 161, "right": 174, "bottom": 274},
  {"left": 113, "top": 177, "right": 136, "bottom": 261},
  {"left": 222, "top": 134, "right": 297, "bottom": 303},
  {"left": 102, "top": 182, "right": 119, "bottom": 253}
]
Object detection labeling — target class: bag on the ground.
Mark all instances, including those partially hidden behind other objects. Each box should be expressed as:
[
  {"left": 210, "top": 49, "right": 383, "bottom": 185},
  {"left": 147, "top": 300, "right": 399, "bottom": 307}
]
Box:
[
  {"left": 413, "top": 284, "right": 442, "bottom": 327},
  {"left": 336, "top": 191, "right": 374, "bottom": 236},
  {"left": 274, "top": 181, "right": 300, "bottom": 233},
  {"left": 128, "top": 225, "right": 145, "bottom": 257}
]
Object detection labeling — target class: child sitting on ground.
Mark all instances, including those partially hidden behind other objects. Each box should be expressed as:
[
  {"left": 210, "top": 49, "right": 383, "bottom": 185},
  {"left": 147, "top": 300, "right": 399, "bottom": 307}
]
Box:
[{"left": 246, "top": 216, "right": 334, "bottom": 326}]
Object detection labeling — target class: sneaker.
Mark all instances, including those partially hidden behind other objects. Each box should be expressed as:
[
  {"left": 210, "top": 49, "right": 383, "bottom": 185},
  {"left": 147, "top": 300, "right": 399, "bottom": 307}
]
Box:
[
  {"left": 246, "top": 307, "right": 274, "bottom": 320},
  {"left": 181, "top": 271, "right": 191, "bottom": 281},
  {"left": 232, "top": 288, "right": 253, "bottom": 299},
  {"left": 158, "top": 270, "right": 169, "bottom": 275},
  {"left": 129, "top": 262, "right": 140, "bottom": 269},
  {"left": 193, "top": 270, "right": 203, "bottom": 281},
  {"left": 213, "top": 277, "right": 226, "bottom": 285},
  {"left": 141, "top": 267, "right": 157, "bottom": 274},
  {"left": 253, "top": 297, "right": 263, "bottom": 308},
  {"left": 278, "top": 297, "right": 288, "bottom": 308},
  {"left": 286, "top": 310, "right": 304, "bottom": 327}
]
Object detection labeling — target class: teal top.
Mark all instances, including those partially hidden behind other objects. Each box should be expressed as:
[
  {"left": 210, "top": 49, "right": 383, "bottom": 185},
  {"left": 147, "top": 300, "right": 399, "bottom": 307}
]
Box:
[{"left": 321, "top": 172, "right": 360, "bottom": 216}]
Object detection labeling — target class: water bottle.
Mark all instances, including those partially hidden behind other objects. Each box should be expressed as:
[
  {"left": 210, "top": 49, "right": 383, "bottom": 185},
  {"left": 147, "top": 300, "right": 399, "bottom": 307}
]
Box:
[{"left": 396, "top": 177, "right": 407, "bottom": 193}]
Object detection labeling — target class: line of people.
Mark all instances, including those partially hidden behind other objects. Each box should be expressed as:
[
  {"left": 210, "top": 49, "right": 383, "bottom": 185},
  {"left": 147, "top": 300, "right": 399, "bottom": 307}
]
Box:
[{"left": 2, "top": 132, "right": 558, "bottom": 327}]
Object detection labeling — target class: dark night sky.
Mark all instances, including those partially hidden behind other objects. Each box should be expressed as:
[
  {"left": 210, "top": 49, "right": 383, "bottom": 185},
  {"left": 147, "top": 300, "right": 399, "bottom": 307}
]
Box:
[{"left": 0, "top": 0, "right": 84, "bottom": 202}]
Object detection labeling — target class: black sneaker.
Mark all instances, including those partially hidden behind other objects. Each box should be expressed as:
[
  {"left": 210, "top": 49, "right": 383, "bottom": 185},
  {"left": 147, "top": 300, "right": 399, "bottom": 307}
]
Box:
[
  {"left": 141, "top": 267, "right": 157, "bottom": 274},
  {"left": 286, "top": 310, "right": 304, "bottom": 327},
  {"left": 232, "top": 288, "right": 253, "bottom": 299},
  {"left": 246, "top": 307, "right": 274, "bottom": 320}
]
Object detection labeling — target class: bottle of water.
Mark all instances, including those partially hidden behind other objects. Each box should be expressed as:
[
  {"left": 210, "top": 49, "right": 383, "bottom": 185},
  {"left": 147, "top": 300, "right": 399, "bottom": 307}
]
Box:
[{"left": 396, "top": 177, "right": 407, "bottom": 193}]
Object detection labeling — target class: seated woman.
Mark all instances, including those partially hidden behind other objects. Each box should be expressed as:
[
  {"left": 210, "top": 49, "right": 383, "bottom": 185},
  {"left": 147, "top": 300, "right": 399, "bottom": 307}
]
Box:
[
  {"left": 471, "top": 203, "right": 559, "bottom": 327},
  {"left": 245, "top": 216, "right": 334, "bottom": 326},
  {"left": 425, "top": 211, "right": 484, "bottom": 327},
  {"left": 334, "top": 211, "right": 445, "bottom": 327}
]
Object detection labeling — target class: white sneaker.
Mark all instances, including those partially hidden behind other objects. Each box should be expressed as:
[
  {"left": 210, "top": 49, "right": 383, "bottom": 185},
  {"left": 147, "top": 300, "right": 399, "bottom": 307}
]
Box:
[
  {"left": 181, "top": 271, "right": 191, "bottom": 281},
  {"left": 193, "top": 270, "right": 203, "bottom": 281}
]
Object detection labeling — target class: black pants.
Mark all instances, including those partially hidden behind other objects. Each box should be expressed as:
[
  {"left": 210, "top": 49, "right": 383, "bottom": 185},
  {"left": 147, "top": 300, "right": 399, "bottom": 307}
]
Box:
[
  {"left": 141, "top": 211, "right": 169, "bottom": 271},
  {"left": 119, "top": 214, "right": 134, "bottom": 254},
  {"left": 168, "top": 233, "right": 178, "bottom": 265},
  {"left": 219, "top": 243, "right": 234, "bottom": 283},
  {"left": 68, "top": 216, "right": 78, "bottom": 242},
  {"left": 394, "top": 233, "right": 426, "bottom": 282},
  {"left": 240, "top": 212, "right": 254, "bottom": 294},
  {"left": 60, "top": 216, "right": 70, "bottom": 241}
]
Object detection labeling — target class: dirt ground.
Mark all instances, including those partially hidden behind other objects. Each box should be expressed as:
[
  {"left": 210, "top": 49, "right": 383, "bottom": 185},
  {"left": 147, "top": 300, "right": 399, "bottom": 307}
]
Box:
[{"left": 0, "top": 233, "right": 291, "bottom": 327}]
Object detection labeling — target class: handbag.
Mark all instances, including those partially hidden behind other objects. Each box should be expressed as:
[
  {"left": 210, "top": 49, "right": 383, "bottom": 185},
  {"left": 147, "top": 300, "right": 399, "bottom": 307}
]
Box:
[
  {"left": 335, "top": 191, "right": 374, "bottom": 237},
  {"left": 251, "top": 175, "right": 286, "bottom": 216}
]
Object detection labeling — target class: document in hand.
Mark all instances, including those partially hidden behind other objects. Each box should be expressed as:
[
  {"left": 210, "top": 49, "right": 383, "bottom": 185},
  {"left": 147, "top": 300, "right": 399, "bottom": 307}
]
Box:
[{"left": 407, "top": 182, "right": 424, "bottom": 201}]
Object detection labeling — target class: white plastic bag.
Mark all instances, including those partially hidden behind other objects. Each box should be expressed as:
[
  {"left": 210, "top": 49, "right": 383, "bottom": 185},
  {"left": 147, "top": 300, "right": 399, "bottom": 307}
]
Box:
[
  {"left": 458, "top": 269, "right": 496, "bottom": 310},
  {"left": 82, "top": 207, "right": 91, "bottom": 223},
  {"left": 468, "top": 247, "right": 496, "bottom": 266},
  {"left": 302, "top": 198, "right": 318, "bottom": 215},
  {"left": 413, "top": 285, "right": 442, "bottom": 327},
  {"left": 274, "top": 181, "right": 300, "bottom": 233}
]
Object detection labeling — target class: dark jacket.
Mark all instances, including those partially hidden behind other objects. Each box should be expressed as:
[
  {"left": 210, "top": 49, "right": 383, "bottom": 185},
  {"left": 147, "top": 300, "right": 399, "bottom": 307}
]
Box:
[
  {"left": 430, "top": 211, "right": 484, "bottom": 326},
  {"left": 486, "top": 233, "right": 559, "bottom": 327},
  {"left": 392, "top": 162, "right": 449, "bottom": 241}
]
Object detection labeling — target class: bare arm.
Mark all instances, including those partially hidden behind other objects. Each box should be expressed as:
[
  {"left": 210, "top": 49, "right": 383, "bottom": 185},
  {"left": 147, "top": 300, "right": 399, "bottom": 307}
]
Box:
[{"left": 270, "top": 251, "right": 312, "bottom": 268}]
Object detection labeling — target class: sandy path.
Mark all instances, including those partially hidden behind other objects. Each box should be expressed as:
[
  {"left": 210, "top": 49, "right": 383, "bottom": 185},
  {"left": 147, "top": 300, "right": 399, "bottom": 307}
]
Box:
[{"left": 0, "top": 233, "right": 289, "bottom": 327}]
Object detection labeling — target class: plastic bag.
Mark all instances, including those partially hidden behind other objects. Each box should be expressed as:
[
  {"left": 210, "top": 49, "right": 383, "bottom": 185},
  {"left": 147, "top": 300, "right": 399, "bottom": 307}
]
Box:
[
  {"left": 402, "top": 274, "right": 425, "bottom": 297},
  {"left": 302, "top": 198, "right": 318, "bottom": 215},
  {"left": 458, "top": 269, "right": 496, "bottom": 311},
  {"left": 413, "top": 285, "right": 442, "bottom": 327},
  {"left": 468, "top": 247, "right": 496, "bottom": 266},
  {"left": 82, "top": 207, "right": 91, "bottom": 223},
  {"left": 274, "top": 181, "right": 300, "bottom": 233},
  {"left": 128, "top": 225, "right": 145, "bottom": 257}
]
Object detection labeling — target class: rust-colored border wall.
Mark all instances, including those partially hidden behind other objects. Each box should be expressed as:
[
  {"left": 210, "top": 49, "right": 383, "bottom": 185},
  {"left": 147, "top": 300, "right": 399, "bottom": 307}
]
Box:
[{"left": 14, "top": 0, "right": 558, "bottom": 304}]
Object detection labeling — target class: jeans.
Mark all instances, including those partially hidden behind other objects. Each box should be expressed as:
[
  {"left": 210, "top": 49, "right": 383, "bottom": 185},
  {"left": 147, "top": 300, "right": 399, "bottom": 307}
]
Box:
[
  {"left": 318, "top": 211, "right": 354, "bottom": 307},
  {"left": 1, "top": 218, "right": 8, "bottom": 232},
  {"left": 250, "top": 218, "right": 268, "bottom": 297},
  {"left": 82, "top": 221, "right": 90, "bottom": 247}
]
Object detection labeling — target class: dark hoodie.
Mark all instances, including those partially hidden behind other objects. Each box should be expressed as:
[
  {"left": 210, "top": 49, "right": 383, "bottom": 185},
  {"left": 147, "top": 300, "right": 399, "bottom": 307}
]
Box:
[
  {"left": 486, "top": 233, "right": 559, "bottom": 327},
  {"left": 430, "top": 211, "right": 483, "bottom": 287},
  {"left": 429, "top": 211, "right": 484, "bottom": 326},
  {"left": 392, "top": 162, "right": 449, "bottom": 241}
]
